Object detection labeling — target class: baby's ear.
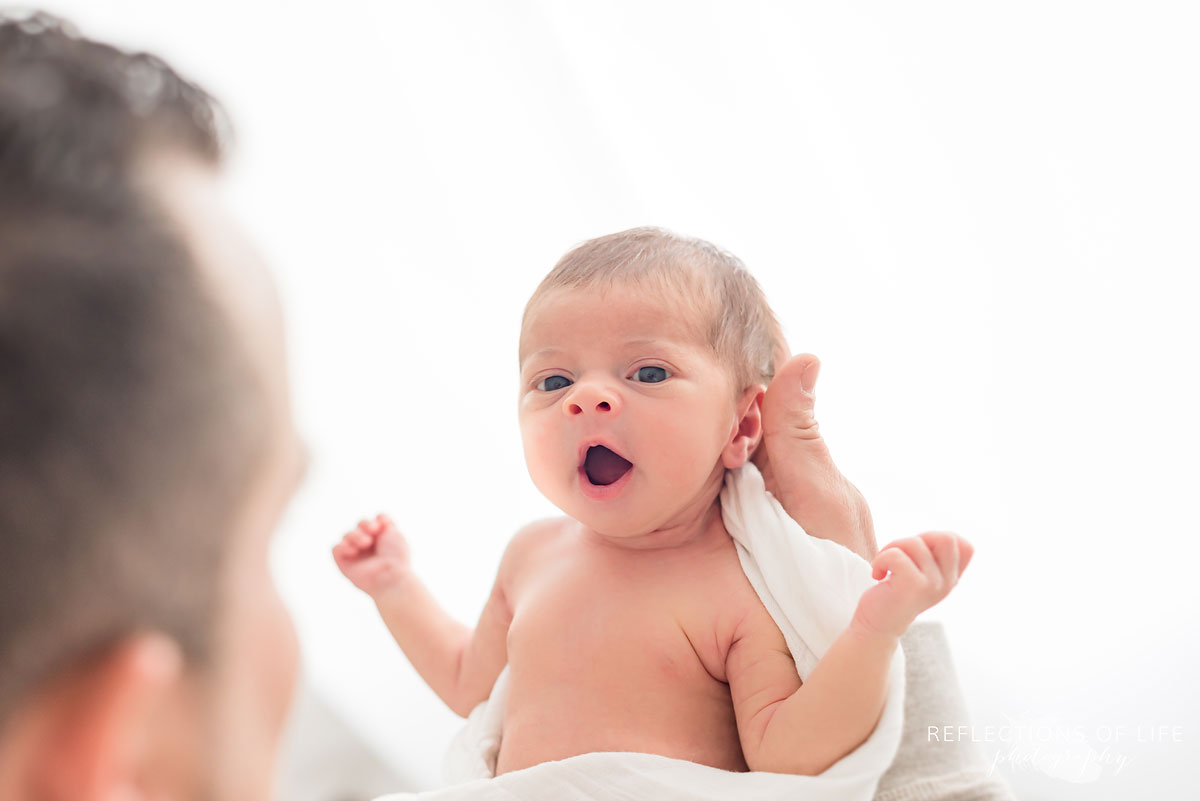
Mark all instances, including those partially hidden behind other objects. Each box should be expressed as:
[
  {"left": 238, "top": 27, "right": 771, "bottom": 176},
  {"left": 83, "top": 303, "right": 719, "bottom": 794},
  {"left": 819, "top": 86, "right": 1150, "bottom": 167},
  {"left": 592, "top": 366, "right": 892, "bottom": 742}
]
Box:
[{"left": 722, "top": 385, "right": 765, "bottom": 469}]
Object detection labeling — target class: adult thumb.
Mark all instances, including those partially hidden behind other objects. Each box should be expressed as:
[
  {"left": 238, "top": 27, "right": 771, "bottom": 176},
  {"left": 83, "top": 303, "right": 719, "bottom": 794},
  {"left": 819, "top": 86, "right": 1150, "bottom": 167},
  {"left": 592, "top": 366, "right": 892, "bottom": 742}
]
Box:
[{"left": 762, "top": 353, "right": 822, "bottom": 439}]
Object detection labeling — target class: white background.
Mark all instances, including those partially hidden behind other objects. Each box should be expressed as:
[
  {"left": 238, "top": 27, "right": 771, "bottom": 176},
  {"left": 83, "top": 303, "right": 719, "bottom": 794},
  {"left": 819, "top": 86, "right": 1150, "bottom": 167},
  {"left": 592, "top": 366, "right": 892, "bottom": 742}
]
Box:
[{"left": 34, "top": 2, "right": 1199, "bottom": 798}]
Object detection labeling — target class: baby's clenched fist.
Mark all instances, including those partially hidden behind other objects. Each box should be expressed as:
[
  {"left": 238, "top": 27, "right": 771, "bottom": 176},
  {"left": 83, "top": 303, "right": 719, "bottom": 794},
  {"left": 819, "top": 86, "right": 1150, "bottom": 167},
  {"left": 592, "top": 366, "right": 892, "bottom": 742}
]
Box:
[
  {"left": 851, "top": 531, "right": 973, "bottom": 639},
  {"left": 332, "top": 513, "right": 413, "bottom": 598}
]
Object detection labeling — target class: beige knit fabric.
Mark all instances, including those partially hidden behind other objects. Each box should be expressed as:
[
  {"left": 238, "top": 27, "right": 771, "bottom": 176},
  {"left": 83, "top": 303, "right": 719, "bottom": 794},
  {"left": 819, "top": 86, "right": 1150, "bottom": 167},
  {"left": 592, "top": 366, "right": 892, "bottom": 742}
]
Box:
[{"left": 875, "top": 622, "right": 1017, "bottom": 801}]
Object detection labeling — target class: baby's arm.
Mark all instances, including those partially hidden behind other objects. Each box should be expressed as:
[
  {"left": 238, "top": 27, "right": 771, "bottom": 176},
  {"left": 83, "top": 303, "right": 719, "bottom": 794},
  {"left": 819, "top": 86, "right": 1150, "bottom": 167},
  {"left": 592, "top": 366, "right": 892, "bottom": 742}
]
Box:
[
  {"left": 332, "top": 515, "right": 540, "bottom": 717},
  {"left": 727, "top": 531, "right": 972, "bottom": 775}
]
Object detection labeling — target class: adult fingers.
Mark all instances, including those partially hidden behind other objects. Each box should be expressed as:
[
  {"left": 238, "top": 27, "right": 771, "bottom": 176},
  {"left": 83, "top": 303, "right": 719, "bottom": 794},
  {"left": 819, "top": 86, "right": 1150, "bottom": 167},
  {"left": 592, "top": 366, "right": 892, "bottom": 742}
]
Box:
[{"left": 761, "top": 353, "right": 821, "bottom": 439}]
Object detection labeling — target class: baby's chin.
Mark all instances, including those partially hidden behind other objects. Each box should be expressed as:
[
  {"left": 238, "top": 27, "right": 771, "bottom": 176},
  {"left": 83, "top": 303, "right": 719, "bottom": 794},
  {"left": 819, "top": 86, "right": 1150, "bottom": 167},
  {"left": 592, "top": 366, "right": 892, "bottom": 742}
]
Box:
[{"left": 548, "top": 477, "right": 726, "bottom": 547}]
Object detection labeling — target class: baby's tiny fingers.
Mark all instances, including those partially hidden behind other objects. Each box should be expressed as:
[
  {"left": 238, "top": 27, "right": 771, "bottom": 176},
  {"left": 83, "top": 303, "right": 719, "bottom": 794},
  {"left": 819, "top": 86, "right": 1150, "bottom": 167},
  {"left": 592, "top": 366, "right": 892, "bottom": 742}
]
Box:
[
  {"left": 332, "top": 540, "right": 355, "bottom": 564},
  {"left": 921, "top": 532, "right": 961, "bottom": 584},
  {"left": 900, "top": 535, "right": 939, "bottom": 580},
  {"left": 334, "top": 536, "right": 360, "bottom": 560},
  {"left": 350, "top": 529, "right": 373, "bottom": 549},
  {"left": 958, "top": 538, "right": 975, "bottom": 575},
  {"left": 870, "top": 540, "right": 906, "bottom": 579},
  {"left": 871, "top": 546, "right": 917, "bottom": 583}
]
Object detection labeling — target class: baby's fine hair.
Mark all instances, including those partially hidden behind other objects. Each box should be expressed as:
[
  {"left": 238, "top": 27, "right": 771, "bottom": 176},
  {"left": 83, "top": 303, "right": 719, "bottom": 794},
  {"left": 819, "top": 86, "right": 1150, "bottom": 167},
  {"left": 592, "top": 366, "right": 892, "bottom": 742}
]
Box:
[{"left": 522, "top": 226, "right": 786, "bottom": 393}]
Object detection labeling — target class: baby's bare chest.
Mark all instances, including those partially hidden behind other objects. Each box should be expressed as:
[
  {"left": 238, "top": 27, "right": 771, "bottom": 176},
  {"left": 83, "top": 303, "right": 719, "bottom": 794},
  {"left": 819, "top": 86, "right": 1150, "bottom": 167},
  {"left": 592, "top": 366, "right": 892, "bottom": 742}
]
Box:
[
  {"left": 505, "top": 535, "right": 754, "bottom": 687},
  {"left": 495, "top": 528, "right": 763, "bottom": 773}
]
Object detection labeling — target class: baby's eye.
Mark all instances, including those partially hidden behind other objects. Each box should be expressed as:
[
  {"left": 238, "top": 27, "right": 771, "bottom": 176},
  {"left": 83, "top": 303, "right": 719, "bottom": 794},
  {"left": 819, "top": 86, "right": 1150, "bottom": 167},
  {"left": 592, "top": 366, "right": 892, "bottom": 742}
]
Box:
[
  {"left": 631, "top": 366, "right": 670, "bottom": 384},
  {"left": 537, "top": 375, "right": 573, "bottom": 392}
]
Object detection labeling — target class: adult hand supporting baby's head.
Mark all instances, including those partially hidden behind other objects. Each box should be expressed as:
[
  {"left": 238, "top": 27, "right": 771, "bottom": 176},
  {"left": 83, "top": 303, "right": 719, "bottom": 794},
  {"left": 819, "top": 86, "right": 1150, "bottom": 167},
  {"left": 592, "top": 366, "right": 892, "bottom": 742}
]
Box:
[{"left": 753, "top": 353, "right": 879, "bottom": 561}]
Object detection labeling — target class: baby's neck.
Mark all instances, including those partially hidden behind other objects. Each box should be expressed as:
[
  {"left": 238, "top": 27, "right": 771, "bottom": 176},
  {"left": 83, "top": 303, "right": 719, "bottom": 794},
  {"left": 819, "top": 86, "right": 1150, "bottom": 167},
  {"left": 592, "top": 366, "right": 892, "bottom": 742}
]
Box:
[{"left": 578, "top": 472, "right": 728, "bottom": 552}]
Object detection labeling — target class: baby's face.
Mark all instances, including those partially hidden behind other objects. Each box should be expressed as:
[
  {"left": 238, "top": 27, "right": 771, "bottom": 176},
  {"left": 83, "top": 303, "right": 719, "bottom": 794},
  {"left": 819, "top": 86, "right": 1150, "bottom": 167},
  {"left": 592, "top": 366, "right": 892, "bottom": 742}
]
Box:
[{"left": 518, "top": 283, "right": 747, "bottom": 539}]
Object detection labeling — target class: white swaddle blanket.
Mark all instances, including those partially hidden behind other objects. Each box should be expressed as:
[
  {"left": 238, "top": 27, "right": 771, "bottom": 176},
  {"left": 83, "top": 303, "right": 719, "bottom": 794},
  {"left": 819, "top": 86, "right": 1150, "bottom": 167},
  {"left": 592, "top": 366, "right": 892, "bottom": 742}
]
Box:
[{"left": 377, "top": 462, "right": 906, "bottom": 801}]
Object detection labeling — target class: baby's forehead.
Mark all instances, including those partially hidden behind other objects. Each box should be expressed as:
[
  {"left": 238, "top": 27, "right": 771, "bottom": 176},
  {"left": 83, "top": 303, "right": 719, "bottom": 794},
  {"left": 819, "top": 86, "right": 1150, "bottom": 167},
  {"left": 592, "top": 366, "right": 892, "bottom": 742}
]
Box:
[{"left": 519, "top": 279, "right": 717, "bottom": 354}]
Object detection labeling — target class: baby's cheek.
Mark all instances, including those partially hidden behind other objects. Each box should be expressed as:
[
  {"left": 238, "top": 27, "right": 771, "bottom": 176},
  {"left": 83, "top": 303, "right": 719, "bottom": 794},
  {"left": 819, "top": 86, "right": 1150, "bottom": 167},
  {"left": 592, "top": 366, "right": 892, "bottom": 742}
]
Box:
[
  {"left": 520, "top": 423, "right": 565, "bottom": 492},
  {"left": 518, "top": 414, "right": 546, "bottom": 460},
  {"left": 675, "top": 414, "right": 732, "bottom": 477},
  {"left": 659, "top": 423, "right": 713, "bottom": 476}
]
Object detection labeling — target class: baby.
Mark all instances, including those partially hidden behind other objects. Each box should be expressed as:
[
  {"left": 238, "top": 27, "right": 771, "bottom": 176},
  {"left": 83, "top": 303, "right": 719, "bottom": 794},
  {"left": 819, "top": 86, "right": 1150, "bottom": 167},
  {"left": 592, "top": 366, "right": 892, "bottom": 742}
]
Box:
[{"left": 333, "top": 227, "right": 971, "bottom": 776}]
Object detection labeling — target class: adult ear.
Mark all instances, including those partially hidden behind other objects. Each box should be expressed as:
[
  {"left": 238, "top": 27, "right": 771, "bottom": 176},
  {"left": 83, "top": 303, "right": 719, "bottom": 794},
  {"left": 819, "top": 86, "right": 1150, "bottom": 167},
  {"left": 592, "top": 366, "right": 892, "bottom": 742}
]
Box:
[
  {"left": 23, "top": 634, "right": 186, "bottom": 801},
  {"left": 722, "top": 385, "right": 766, "bottom": 469}
]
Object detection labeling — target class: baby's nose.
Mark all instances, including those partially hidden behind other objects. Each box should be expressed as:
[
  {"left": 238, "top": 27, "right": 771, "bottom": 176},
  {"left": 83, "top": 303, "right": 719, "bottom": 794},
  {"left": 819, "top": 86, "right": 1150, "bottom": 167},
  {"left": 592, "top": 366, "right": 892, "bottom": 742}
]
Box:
[
  {"left": 564, "top": 382, "right": 620, "bottom": 416},
  {"left": 568, "top": 399, "right": 612, "bottom": 415}
]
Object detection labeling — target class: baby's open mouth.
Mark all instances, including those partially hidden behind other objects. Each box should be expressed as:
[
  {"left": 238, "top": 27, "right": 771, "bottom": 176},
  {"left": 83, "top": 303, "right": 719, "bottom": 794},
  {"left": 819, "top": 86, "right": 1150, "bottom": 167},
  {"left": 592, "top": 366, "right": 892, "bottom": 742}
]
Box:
[{"left": 583, "top": 445, "right": 633, "bottom": 486}]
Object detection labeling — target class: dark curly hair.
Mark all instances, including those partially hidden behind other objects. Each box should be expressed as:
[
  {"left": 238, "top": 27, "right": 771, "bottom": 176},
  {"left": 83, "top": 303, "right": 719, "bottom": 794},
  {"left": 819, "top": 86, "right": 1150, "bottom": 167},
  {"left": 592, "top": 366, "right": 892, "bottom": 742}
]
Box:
[{"left": 0, "top": 10, "right": 267, "bottom": 723}]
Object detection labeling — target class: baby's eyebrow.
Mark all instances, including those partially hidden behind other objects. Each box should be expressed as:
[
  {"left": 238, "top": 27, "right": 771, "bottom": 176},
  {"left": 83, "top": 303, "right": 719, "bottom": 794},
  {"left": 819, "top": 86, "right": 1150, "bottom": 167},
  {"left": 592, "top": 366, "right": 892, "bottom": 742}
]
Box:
[
  {"left": 621, "top": 337, "right": 687, "bottom": 352},
  {"left": 521, "top": 339, "right": 691, "bottom": 370},
  {"left": 617, "top": 338, "right": 699, "bottom": 362},
  {"left": 519, "top": 346, "right": 563, "bottom": 371}
]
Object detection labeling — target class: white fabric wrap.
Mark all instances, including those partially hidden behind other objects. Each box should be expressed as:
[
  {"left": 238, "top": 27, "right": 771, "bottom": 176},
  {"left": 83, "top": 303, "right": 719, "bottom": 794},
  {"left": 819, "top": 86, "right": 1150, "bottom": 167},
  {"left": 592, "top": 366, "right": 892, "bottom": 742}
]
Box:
[{"left": 377, "top": 462, "right": 906, "bottom": 801}]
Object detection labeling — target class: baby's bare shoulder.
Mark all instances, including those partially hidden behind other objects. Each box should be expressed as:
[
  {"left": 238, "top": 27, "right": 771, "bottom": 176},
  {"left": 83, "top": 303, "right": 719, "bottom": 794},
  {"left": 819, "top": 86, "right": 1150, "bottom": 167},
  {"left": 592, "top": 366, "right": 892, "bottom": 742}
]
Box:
[
  {"left": 498, "top": 516, "right": 572, "bottom": 585},
  {"left": 507, "top": 516, "right": 571, "bottom": 553}
]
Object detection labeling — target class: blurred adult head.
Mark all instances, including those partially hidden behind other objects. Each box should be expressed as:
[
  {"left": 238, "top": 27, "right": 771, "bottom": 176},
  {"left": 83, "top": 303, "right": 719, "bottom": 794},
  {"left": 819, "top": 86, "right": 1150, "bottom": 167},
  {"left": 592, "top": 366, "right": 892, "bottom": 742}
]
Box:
[{"left": 0, "top": 11, "right": 304, "bottom": 800}]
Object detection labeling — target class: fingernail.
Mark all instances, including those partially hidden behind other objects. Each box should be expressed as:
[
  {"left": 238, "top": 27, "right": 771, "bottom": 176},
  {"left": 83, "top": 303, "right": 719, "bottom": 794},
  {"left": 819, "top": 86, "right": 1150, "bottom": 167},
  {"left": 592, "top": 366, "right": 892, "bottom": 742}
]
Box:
[{"left": 801, "top": 359, "right": 819, "bottom": 393}]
